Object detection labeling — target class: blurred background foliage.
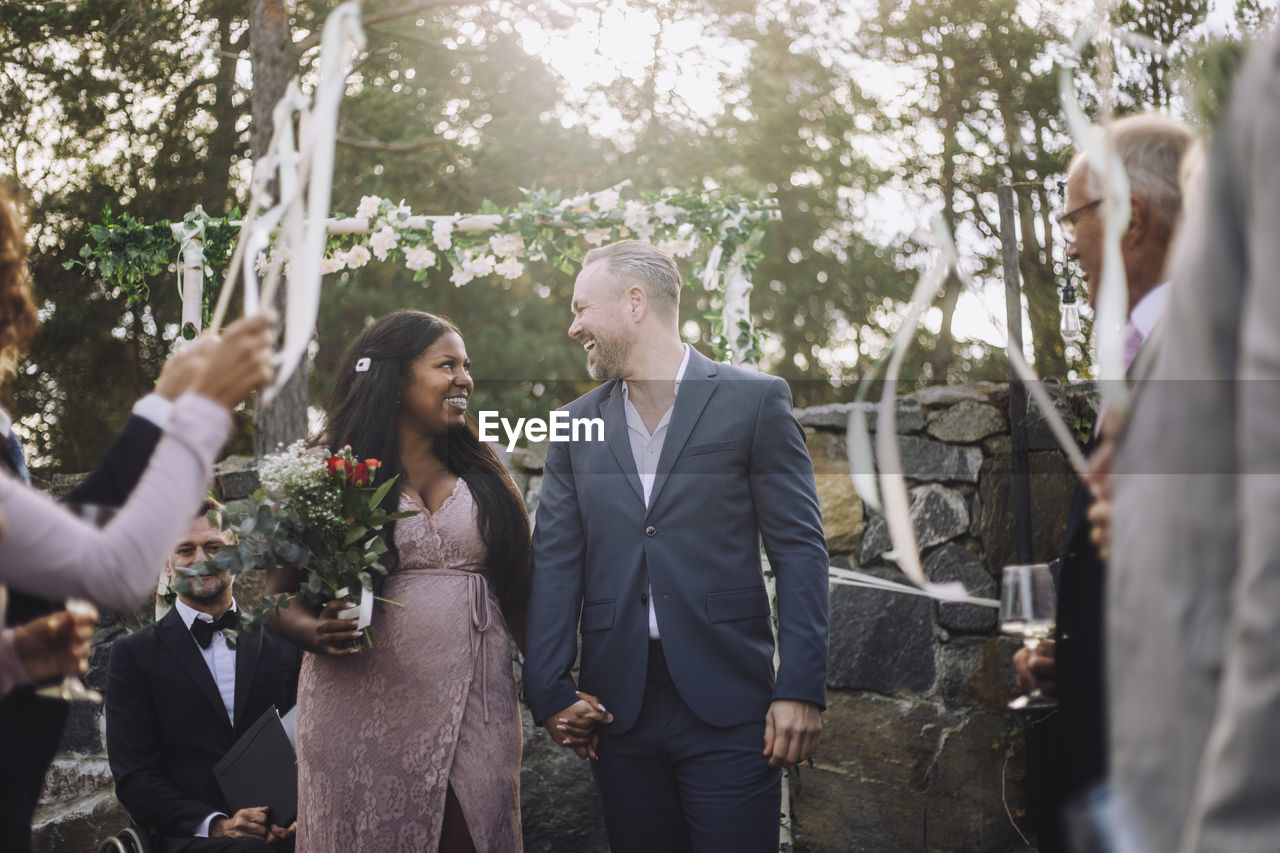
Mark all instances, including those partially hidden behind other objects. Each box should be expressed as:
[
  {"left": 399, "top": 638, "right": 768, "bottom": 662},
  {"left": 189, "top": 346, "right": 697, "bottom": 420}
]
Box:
[{"left": 0, "top": 0, "right": 1274, "bottom": 471}]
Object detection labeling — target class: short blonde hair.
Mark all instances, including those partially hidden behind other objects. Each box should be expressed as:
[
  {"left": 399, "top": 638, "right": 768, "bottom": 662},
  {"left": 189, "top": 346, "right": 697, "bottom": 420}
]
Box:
[{"left": 582, "top": 240, "right": 682, "bottom": 320}]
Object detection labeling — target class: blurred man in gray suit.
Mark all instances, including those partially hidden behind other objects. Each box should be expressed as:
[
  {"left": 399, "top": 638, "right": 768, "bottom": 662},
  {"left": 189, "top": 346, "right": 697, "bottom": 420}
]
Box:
[{"left": 1106, "top": 28, "right": 1280, "bottom": 853}]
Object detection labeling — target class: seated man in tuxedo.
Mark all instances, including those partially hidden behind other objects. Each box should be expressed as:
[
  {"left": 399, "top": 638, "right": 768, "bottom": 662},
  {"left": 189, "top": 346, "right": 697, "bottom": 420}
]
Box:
[{"left": 106, "top": 503, "right": 301, "bottom": 853}]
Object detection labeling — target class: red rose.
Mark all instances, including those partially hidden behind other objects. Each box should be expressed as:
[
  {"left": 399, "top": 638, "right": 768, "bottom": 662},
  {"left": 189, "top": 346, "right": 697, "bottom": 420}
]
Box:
[
  {"left": 326, "top": 456, "right": 347, "bottom": 480},
  {"left": 365, "top": 458, "right": 381, "bottom": 470},
  {"left": 351, "top": 462, "right": 370, "bottom": 487}
]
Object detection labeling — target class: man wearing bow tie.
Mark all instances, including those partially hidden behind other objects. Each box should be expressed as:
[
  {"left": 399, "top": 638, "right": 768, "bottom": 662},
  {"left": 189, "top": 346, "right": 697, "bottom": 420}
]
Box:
[{"left": 106, "top": 504, "right": 301, "bottom": 853}]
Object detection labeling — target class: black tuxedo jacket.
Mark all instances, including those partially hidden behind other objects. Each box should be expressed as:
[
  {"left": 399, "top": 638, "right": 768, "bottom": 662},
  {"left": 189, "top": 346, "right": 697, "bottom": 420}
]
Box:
[
  {"left": 0, "top": 413, "right": 162, "bottom": 849},
  {"left": 1052, "top": 467, "right": 1107, "bottom": 799},
  {"left": 106, "top": 610, "right": 301, "bottom": 838}
]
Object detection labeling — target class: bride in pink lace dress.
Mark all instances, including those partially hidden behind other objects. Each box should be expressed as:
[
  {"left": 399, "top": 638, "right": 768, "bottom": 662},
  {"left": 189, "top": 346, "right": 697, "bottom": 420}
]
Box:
[{"left": 267, "top": 311, "right": 530, "bottom": 852}]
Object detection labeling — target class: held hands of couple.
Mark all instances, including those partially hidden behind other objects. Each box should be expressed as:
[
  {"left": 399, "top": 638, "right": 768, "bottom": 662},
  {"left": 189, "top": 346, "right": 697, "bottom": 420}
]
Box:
[
  {"left": 541, "top": 691, "right": 613, "bottom": 760},
  {"left": 763, "top": 700, "right": 823, "bottom": 768},
  {"left": 210, "top": 807, "right": 294, "bottom": 842}
]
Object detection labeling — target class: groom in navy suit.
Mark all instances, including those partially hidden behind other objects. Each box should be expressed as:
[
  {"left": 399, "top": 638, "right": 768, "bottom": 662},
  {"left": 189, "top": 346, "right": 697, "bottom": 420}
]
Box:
[{"left": 523, "top": 240, "right": 829, "bottom": 852}]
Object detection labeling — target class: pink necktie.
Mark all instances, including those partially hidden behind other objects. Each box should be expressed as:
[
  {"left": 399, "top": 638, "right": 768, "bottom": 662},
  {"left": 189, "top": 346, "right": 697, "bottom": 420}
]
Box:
[{"left": 1122, "top": 322, "right": 1143, "bottom": 371}]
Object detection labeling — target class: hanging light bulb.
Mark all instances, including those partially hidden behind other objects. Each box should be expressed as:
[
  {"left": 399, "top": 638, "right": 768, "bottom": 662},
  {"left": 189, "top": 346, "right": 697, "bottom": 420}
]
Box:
[{"left": 1060, "top": 281, "right": 1084, "bottom": 342}]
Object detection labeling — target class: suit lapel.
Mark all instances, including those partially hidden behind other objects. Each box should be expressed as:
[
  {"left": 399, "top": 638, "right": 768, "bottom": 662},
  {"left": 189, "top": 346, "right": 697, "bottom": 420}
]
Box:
[
  {"left": 645, "top": 350, "right": 717, "bottom": 515},
  {"left": 601, "top": 383, "right": 645, "bottom": 508},
  {"left": 156, "top": 609, "right": 233, "bottom": 732},
  {"left": 232, "top": 626, "right": 262, "bottom": 734}
]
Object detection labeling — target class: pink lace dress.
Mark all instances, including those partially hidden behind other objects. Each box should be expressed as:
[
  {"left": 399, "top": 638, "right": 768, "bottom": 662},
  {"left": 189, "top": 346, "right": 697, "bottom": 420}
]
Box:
[{"left": 295, "top": 479, "right": 522, "bottom": 852}]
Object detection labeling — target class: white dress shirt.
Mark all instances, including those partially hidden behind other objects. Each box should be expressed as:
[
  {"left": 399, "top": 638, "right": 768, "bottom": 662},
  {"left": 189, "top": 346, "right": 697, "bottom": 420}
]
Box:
[
  {"left": 1129, "top": 281, "right": 1171, "bottom": 342},
  {"left": 174, "top": 598, "right": 238, "bottom": 837},
  {"left": 621, "top": 344, "right": 691, "bottom": 640},
  {"left": 174, "top": 598, "right": 239, "bottom": 726}
]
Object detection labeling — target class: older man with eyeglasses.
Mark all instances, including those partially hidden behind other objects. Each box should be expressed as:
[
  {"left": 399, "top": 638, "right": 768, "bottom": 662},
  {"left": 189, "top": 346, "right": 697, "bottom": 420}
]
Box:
[{"left": 1013, "top": 112, "right": 1197, "bottom": 851}]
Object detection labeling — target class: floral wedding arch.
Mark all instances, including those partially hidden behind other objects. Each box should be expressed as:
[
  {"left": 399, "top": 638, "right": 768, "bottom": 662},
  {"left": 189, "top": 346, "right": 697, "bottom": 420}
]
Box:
[{"left": 71, "top": 182, "right": 780, "bottom": 367}]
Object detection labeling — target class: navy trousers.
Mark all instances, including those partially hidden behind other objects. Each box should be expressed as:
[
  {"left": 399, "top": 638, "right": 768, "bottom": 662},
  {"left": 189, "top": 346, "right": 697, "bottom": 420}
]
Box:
[{"left": 592, "top": 640, "right": 782, "bottom": 853}]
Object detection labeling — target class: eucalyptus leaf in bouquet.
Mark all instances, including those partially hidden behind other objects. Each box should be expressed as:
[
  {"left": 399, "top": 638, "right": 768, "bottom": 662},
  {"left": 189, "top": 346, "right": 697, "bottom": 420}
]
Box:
[{"left": 184, "top": 441, "right": 417, "bottom": 648}]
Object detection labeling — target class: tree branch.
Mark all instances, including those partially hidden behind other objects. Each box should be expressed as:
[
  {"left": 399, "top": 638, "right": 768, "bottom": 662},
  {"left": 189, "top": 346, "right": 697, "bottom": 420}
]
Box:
[
  {"left": 295, "top": 0, "right": 503, "bottom": 54},
  {"left": 336, "top": 133, "right": 450, "bottom": 154}
]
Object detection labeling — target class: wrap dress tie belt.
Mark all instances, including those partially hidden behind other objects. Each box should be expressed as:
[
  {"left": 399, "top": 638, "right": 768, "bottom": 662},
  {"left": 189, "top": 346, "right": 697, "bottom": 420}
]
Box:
[{"left": 398, "top": 565, "right": 495, "bottom": 721}]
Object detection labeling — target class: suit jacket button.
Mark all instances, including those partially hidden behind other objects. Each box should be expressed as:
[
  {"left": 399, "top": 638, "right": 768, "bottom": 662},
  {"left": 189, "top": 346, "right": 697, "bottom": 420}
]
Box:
[
  {"left": 641, "top": 592, "right": 648, "bottom": 605},
  {"left": 645, "top": 525, "right": 656, "bottom": 536}
]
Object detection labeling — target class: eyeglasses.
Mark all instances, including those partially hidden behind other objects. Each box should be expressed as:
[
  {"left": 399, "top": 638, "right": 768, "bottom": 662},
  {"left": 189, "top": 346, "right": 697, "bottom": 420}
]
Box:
[{"left": 1055, "top": 199, "right": 1102, "bottom": 242}]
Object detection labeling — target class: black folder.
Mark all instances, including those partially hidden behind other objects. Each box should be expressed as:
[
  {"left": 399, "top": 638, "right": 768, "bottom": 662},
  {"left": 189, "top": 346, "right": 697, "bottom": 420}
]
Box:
[{"left": 213, "top": 705, "right": 298, "bottom": 827}]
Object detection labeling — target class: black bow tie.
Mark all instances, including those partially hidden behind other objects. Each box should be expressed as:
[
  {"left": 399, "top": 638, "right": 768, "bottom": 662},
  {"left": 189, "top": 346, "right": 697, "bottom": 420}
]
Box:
[{"left": 190, "top": 610, "right": 239, "bottom": 649}]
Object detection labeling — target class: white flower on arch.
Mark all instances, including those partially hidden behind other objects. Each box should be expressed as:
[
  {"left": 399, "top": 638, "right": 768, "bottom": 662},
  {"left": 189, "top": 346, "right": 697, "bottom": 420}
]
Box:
[
  {"left": 369, "top": 226, "right": 398, "bottom": 261},
  {"left": 489, "top": 232, "right": 525, "bottom": 258},
  {"left": 404, "top": 245, "right": 436, "bottom": 271},
  {"left": 346, "top": 244, "right": 371, "bottom": 268},
  {"left": 355, "top": 195, "right": 382, "bottom": 221}
]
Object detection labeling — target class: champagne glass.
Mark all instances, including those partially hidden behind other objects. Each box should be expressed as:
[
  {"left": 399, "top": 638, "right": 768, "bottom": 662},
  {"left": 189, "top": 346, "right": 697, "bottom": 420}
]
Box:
[
  {"left": 35, "top": 503, "right": 114, "bottom": 703},
  {"left": 1001, "top": 562, "right": 1057, "bottom": 711}
]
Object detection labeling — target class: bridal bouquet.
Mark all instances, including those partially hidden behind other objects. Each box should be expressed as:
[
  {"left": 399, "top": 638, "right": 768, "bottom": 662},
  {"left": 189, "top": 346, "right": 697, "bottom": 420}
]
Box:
[{"left": 190, "top": 441, "right": 416, "bottom": 646}]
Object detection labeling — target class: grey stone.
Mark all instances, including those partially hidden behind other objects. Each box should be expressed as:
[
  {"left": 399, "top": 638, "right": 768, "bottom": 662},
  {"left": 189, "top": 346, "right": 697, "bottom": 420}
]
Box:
[
  {"left": 896, "top": 435, "right": 983, "bottom": 482},
  {"left": 213, "top": 456, "right": 260, "bottom": 501},
  {"left": 805, "top": 430, "right": 865, "bottom": 553},
  {"left": 925, "top": 544, "right": 998, "bottom": 633},
  {"left": 31, "top": 787, "right": 128, "bottom": 853},
  {"left": 926, "top": 400, "right": 1007, "bottom": 443},
  {"left": 796, "top": 401, "right": 875, "bottom": 430},
  {"left": 938, "top": 636, "right": 1024, "bottom": 714},
  {"left": 39, "top": 757, "right": 113, "bottom": 802},
  {"left": 795, "top": 399, "right": 925, "bottom": 433},
  {"left": 1024, "top": 386, "right": 1084, "bottom": 452},
  {"left": 910, "top": 381, "right": 1004, "bottom": 408},
  {"left": 858, "top": 484, "right": 970, "bottom": 564},
  {"left": 511, "top": 442, "right": 547, "bottom": 473},
  {"left": 968, "top": 488, "right": 983, "bottom": 538},
  {"left": 827, "top": 567, "right": 937, "bottom": 694},
  {"left": 979, "top": 448, "right": 1077, "bottom": 572},
  {"left": 792, "top": 691, "right": 1023, "bottom": 852}
]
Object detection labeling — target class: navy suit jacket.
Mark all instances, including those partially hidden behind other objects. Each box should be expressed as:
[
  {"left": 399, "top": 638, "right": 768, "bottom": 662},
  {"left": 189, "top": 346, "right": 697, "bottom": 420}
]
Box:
[
  {"left": 523, "top": 348, "right": 829, "bottom": 733},
  {"left": 106, "top": 610, "right": 301, "bottom": 838}
]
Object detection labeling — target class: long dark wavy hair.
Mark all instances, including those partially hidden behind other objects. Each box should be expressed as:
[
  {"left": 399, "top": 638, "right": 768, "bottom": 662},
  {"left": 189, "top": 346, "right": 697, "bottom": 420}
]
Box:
[{"left": 322, "top": 310, "right": 530, "bottom": 623}]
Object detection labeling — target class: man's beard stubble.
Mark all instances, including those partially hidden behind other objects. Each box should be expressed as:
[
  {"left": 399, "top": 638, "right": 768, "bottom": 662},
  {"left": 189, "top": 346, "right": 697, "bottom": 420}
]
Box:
[
  {"left": 184, "top": 572, "right": 230, "bottom": 603},
  {"left": 587, "top": 327, "right": 634, "bottom": 382}
]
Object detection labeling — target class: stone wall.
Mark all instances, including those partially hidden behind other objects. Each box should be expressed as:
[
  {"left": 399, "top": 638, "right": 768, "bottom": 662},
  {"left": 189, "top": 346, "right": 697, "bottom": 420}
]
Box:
[{"left": 31, "top": 381, "right": 1093, "bottom": 852}]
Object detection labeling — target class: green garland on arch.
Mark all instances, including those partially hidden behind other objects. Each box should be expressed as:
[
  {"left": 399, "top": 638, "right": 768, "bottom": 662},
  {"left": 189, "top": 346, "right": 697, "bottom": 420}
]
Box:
[{"left": 70, "top": 185, "right": 777, "bottom": 357}]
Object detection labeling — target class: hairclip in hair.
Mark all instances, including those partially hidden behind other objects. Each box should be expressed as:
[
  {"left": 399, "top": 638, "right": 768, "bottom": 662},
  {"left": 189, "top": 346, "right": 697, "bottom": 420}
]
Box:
[{"left": 354, "top": 357, "right": 372, "bottom": 373}]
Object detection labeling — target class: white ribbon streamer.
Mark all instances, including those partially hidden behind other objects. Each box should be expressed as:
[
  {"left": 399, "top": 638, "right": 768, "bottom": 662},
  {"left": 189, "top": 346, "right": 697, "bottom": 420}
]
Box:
[
  {"left": 876, "top": 215, "right": 951, "bottom": 590},
  {"left": 721, "top": 245, "right": 753, "bottom": 365},
  {"left": 829, "top": 566, "right": 999, "bottom": 608},
  {"left": 1061, "top": 16, "right": 1138, "bottom": 415},
  {"left": 263, "top": 3, "right": 366, "bottom": 402}
]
